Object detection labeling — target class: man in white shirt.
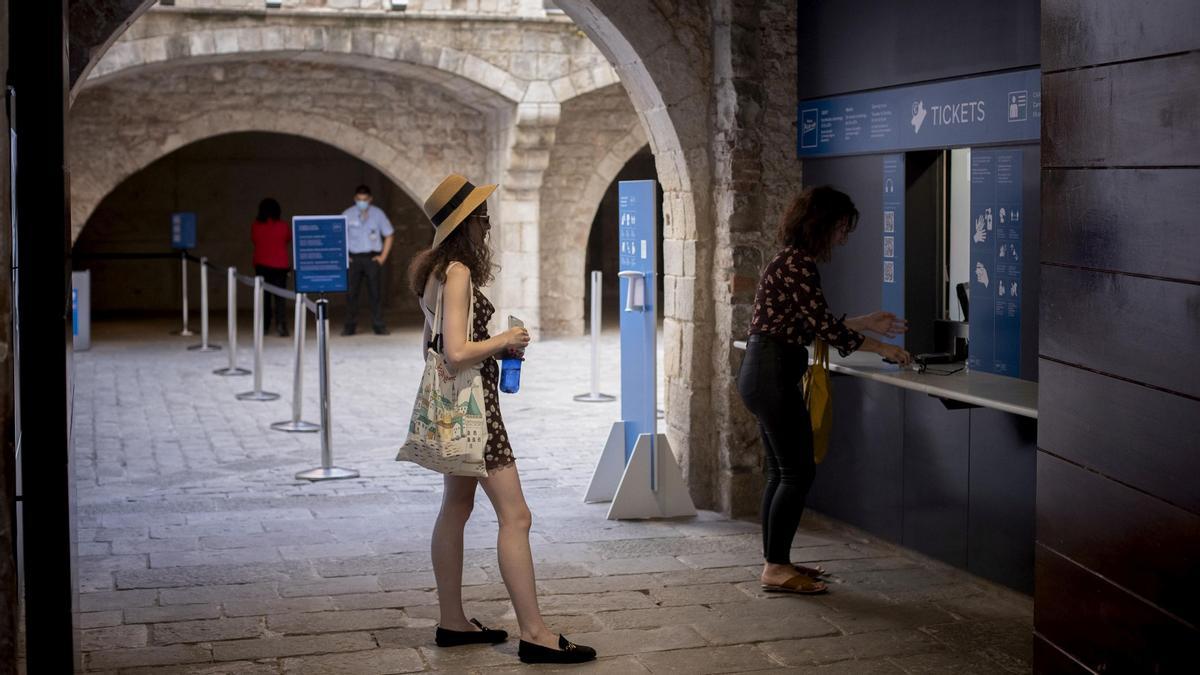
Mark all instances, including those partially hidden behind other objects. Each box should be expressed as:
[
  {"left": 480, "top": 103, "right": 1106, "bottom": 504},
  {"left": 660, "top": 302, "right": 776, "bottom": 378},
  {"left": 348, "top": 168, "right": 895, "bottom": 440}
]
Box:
[{"left": 341, "top": 184, "right": 395, "bottom": 335}]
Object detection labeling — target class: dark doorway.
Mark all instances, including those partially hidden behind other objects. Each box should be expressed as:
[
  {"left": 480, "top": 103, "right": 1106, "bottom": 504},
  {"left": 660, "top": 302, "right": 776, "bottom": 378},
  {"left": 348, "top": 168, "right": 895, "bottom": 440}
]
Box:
[
  {"left": 583, "top": 146, "right": 662, "bottom": 328},
  {"left": 73, "top": 132, "right": 428, "bottom": 328}
]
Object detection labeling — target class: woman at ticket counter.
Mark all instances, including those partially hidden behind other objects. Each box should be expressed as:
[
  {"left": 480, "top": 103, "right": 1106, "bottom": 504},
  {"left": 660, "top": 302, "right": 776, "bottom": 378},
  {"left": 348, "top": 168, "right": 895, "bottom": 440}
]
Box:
[{"left": 739, "top": 185, "right": 911, "bottom": 594}]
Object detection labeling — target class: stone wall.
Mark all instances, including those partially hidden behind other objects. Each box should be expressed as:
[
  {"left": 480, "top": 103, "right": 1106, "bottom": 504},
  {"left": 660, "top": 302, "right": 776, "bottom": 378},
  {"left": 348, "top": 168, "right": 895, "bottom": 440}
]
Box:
[
  {"left": 70, "top": 2, "right": 637, "bottom": 334},
  {"left": 66, "top": 0, "right": 805, "bottom": 516},
  {"left": 69, "top": 58, "right": 488, "bottom": 241},
  {"left": 539, "top": 82, "right": 645, "bottom": 335},
  {"left": 74, "top": 132, "right": 430, "bottom": 321}
]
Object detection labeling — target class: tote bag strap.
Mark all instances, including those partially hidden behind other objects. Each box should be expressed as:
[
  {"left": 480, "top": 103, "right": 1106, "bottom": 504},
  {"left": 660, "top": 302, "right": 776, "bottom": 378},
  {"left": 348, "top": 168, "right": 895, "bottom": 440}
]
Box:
[{"left": 430, "top": 263, "right": 475, "bottom": 353}]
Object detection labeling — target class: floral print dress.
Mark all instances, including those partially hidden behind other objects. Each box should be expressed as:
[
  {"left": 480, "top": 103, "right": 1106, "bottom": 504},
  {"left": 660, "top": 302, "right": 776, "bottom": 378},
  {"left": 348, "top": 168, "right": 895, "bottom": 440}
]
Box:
[
  {"left": 471, "top": 286, "right": 516, "bottom": 473},
  {"left": 747, "top": 246, "right": 865, "bottom": 357}
]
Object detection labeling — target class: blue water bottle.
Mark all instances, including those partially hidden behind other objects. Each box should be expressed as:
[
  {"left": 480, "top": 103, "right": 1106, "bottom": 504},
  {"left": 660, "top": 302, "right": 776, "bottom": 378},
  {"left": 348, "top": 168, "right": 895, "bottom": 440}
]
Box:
[
  {"left": 500, "top": 314, "right": 525, "bottom": 394},
  {"left": 500, "top": 357, "right": 522, "bottom": 394}
]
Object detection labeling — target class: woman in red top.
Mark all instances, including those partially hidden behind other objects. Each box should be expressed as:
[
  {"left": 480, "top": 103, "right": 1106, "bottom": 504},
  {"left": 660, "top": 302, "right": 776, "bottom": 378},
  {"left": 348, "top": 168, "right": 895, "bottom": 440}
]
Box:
[{"left": 251, "top": 198, "right": 292, "bottom": 337}]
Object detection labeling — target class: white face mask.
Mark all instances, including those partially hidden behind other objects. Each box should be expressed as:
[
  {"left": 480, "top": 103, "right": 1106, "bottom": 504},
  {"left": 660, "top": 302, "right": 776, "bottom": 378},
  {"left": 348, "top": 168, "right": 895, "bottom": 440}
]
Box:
[{"left": 355, "top": 200, "right": 370, "bottom": 211}]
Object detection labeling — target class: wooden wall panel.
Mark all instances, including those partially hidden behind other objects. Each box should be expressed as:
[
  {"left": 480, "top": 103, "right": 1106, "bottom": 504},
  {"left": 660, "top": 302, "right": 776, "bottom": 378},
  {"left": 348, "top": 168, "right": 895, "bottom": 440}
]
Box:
[
  {"left": 1034, "top": 545, "right": 1195, "bottom": 673},
  {"left": 1043, "top": 52, "right": 1200, "bottom": 168},
  {"left": 1042, "top": 169, "right": 1200, "bottom": 283},
  {"left": 1037, "top": 359, "right": 1200, "bottom": 514},
  {"left": 1042, "top": 0, "right": 1200, "bottom": 71},
  {"left": 901, "top": 391, "right": 969, "bottom": 568},
  {"left": 1037, "top": 453, "right": 1200, "bottom": 625},
  {"left": 1040, "top": 266, "right": 1200, "bottom": 399},
  {"left": 808, "top": 376, "right": 905, "bottom": 543},
  {"left": 969, "top": 409, "right": 1036, "bottom": 593}
]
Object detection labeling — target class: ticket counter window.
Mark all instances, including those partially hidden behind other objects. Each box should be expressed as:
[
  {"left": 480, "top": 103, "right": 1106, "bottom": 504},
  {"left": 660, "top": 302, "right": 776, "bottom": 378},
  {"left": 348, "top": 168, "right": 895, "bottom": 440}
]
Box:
[{"left": 903, "top": 148, "right": 972, "bottom": 359}]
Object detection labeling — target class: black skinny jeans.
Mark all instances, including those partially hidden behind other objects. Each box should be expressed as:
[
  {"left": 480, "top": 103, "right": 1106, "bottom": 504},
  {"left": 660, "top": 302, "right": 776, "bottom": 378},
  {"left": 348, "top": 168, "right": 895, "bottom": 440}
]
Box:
[{"left": 737, "top": 334, "right": 816, "bottom": 565}]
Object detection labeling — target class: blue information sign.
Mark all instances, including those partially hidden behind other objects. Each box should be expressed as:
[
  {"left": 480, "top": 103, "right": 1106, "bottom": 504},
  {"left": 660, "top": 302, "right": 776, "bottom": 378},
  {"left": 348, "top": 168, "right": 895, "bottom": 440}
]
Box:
[
  {"left": 618, "top": 180, "right": 657, "bottom": 462},
  {"left": 170, "top": 212, "right": 197, "bottom": 250},
  {"left": 293, "top": 216, "right": 349, "bottom": 294},
  {"left": 968, "top": 150, "right": 1023, "bottom": 377},
  {"left": 881, "top": 155, "right": 905, "bottom": 346},
  {"left": 798, "top": 69, "right": 1040, "bottom": 157}
]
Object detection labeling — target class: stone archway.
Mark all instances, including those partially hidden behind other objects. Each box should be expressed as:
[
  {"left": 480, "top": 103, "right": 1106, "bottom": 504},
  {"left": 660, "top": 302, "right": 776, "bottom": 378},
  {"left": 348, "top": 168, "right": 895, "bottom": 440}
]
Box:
[
  {"left": 66, "top": 0, "right": 802, "bottom": 514},
  {"left": 554, "top": 1, "right": 716, "bottom": 506},
  {"left": 68, "top": 58, "right": 492, "bottom": 242},
  {"left": 539, "top": 83, "right": 647, "bottom": 336}
]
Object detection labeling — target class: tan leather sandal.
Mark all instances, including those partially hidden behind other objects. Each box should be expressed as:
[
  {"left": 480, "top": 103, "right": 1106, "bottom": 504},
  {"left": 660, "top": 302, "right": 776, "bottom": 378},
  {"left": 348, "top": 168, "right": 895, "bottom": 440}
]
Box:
[
  {"left": 761, "top": 573, "right": 828, "bottom": 595},
  {"left": 792, "top": 563, "right": 827, "bottom": 577}
]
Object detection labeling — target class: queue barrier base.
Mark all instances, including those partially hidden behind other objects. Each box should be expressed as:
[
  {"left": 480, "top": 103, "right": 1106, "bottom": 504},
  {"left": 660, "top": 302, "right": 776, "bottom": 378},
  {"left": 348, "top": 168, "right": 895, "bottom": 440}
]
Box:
[
  {"left": 584, "top": 422, "right": 626, "bottom": 504},
  {"left": 295, "top": 466, "right": 359, "bottom": 482},
  {"left": 606, "top": 432, "right": 696, "bottom": 521}
]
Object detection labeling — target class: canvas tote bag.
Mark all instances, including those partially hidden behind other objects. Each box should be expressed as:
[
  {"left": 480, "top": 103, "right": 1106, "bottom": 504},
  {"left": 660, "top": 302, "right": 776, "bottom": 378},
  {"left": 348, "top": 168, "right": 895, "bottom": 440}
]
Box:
[
  {"left": 803, "top": 339, "right": 833, "bottom": 464},
  {"left": 396, "top": 278, "right": 489, "bottom": 478}
]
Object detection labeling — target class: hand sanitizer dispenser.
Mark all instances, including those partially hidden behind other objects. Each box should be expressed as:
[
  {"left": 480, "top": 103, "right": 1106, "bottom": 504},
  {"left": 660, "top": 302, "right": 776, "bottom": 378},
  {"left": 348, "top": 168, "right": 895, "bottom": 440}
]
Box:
[{"left": 618, "top": 270, "right": 646, "bottom": 312}]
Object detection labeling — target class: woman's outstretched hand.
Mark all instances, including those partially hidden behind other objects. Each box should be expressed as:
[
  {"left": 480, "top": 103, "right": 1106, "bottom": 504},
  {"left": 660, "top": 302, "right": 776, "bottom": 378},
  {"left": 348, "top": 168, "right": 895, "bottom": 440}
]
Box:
[{"left": 861, "top": 311, "right": 909, "bottom": 338}]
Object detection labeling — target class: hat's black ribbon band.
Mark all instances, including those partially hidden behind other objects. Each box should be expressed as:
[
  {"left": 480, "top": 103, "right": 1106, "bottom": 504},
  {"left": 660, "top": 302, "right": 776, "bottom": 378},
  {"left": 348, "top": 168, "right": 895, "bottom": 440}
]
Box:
[{"left": 431, "top": 183, "right": 475, "bottom": 227}]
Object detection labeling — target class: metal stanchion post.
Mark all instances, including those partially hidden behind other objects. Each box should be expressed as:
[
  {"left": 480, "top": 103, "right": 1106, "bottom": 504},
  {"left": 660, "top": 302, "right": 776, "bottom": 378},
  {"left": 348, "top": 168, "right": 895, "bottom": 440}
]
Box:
[
  {"left": 296, "top": 299, "right": 359, "bottom": 481},
  {"left": 188, "top": 257, "right": 221, "bottom": 352},
  {"left": 171, "top": 251, "right": 194, "bottom": 336},
  {"left": 574, "top": 270, "right": 616, "bottom": 402},
  {"left": 236, "top": 276, "right": 280, "bottom": 401},
  {"left": 272, "top": 292, "right": 319, "bottom": 433},
  {"left": 214, "top": 266, "right": 250, "bottom": 376}
]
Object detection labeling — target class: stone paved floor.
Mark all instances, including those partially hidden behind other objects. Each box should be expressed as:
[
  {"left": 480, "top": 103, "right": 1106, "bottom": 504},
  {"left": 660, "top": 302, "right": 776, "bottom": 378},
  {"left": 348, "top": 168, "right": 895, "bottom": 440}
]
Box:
[{"left": 71, "top": 318, "right": 1033, "bottom": 674}]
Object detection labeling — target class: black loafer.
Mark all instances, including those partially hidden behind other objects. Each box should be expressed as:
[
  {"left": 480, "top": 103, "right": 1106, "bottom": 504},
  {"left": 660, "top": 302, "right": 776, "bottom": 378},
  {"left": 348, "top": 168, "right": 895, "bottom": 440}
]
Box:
[
  {"left": 435, "top": 618, "right": 508, "bottom": 647},
  {"left": 518, "top": 634, "right": 597, "bottom": 664}
]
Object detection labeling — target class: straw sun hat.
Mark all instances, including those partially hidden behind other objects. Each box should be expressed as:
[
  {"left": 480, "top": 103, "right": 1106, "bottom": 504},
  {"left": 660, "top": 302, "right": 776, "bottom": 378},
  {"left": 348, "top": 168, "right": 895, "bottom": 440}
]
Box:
[{"left": 423, "top": 174, "right": 498, "bottom": 249}]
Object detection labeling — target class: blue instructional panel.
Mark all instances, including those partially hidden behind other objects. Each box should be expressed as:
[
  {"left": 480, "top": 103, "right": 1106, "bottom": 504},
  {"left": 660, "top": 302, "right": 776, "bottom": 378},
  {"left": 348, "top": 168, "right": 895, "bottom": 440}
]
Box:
[
  {"left": 293, "top": 216, "right": 349, "bottom": 294},
  {"left": 170, "top": 212, "right": 197, "bottom": 250},
  {"left": 618, "top": 180, "right": 658, "bottom": 462},
  {"left": 798, "top": 69, "right": 1040, "bottom": 157},
  {"left": 968, "top": 150, "right": 1023, "bottom": 377},
  {"left": 881, "top": 155, "right": 905, "bottom": 346}
]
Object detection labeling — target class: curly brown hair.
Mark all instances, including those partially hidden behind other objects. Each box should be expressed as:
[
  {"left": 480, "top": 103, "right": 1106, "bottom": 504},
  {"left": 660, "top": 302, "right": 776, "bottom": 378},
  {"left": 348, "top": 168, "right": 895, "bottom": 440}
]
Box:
[
  {"left": 778, "top": 186, "right": 859, "bottom": 262},
  {"left": 407, "top": 207, "right": 496, "bottom": 297}
]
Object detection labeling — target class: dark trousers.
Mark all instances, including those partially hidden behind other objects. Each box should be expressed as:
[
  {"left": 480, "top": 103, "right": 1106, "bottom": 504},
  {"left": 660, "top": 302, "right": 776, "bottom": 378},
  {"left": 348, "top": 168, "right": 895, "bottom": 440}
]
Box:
[
  {"left": 255, "top": 265, "right": 289, "bottom": 333},
  {"left": 346, "top": 253, "right": 384, "bottom": 330},
  {"left": 737, "top": 334, "right": 816, "bottom": 565}
]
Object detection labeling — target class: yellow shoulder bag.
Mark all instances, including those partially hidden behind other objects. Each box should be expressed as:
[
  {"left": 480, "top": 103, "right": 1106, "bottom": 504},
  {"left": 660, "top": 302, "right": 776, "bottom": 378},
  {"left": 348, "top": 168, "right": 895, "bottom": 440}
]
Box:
[{"left": 803, "top": 340, "right": 833, "bottom": 463}]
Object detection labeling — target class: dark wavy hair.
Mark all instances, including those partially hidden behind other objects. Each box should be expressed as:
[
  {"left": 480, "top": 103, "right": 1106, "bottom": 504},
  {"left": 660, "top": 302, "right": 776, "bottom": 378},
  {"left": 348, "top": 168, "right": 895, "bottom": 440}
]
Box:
[
  {"left": 778, "top": 186, "right": 858, "bottom": 262},
  {"left": 407, "top": 206, "right": 495, "bottom": 297},
  {"left": 256, "top": 198, "right": 282, "bottom": 222}
]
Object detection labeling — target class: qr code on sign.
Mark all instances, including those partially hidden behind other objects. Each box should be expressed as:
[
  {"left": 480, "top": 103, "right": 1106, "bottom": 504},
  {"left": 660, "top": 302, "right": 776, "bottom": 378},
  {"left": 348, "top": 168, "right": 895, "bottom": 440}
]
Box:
[
  {"left": 883, "top": 210, "right": 895, "bottom": 233},
  {"left": 883, "top": 236, "right": 895, "bottom": 258},
  {"left": 883, "top": 261, "right": 895, "bottom": 284}
]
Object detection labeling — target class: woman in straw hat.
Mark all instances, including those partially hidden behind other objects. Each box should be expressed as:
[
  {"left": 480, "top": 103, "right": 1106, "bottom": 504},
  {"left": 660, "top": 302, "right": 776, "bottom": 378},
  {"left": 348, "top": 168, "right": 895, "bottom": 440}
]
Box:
[{"left": 407, "top": 174, "right": 597, "bottom": 665}]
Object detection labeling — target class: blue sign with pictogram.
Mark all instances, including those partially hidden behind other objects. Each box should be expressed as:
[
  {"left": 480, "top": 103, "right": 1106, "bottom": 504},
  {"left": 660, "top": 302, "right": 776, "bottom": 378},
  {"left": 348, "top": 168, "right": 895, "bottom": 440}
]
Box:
[
  {"left": 293, "top": 216, "right": 349, "bottom": 294},
  {"left": 881, "top": 155, "right": 905, "bottom": 346},
  {"left": 170, "top": 212, "right": 197, "bottom": 249},
  {"left": 798, "top": 68, "right": 1040, "bottom": 157},
  {"left": 618, "top": 180, "right": 657, "bottom": 461},
  {"left": 968, "top": 149, "right": 1023, "bottom": 377}
]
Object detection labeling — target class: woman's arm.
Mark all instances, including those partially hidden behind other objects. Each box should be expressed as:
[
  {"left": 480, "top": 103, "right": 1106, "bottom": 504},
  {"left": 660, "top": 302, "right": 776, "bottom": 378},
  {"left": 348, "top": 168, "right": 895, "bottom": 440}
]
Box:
[
  {"left": 845, "top": 312, "right": 908, "bottom": 338},
  {"left": 441, "top": 263, "right": 528, "bottom": 371}
]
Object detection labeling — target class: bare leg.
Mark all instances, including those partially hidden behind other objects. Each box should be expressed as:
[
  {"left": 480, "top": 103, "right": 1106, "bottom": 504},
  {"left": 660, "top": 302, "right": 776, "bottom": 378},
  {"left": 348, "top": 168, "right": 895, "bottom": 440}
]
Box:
[
  {"left": 432, "top": 474, "right": 479, "bottom": 631},
  {"left": 478, "top": 463, "right": 557, "bottom": 648}
]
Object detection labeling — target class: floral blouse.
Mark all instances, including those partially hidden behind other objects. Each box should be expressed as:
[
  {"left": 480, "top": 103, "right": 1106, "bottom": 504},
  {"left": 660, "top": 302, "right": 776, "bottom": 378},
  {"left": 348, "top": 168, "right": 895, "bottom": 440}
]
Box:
[{"left": 748, "top": 246, "right": 865, "bottom": 357}]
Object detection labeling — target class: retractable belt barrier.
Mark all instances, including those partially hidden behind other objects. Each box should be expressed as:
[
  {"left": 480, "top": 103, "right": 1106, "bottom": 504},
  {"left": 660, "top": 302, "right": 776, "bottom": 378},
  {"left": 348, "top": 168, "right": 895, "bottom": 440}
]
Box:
[{"left": 79, "top": 251, "right": 357, "bottom": 480}]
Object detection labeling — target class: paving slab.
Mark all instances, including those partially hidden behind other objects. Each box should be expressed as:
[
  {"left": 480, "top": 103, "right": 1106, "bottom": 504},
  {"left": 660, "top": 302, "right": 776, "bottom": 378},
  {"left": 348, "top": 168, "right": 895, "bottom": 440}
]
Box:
[{"left": 72, "top": 321, "right": 1033, "bottom": 673}]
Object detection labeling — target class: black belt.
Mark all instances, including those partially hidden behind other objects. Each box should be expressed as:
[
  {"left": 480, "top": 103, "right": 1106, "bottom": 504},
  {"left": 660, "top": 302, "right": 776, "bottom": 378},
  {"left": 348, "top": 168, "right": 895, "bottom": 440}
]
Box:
[
  {"left": 747, "top": 333, "right": 797, "bottom": 345},
  {"left": 349, "top": 251, "right": 380, "bottom": 257}
]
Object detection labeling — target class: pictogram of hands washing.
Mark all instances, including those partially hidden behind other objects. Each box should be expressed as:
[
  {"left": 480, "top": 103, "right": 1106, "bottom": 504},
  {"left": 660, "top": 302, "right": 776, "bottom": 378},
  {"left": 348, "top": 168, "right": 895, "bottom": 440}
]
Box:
[{"left": 973, "top": 214, "right": 988, "bottom": 243}]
